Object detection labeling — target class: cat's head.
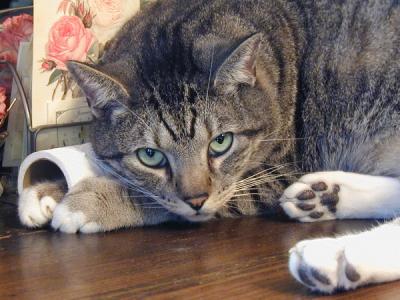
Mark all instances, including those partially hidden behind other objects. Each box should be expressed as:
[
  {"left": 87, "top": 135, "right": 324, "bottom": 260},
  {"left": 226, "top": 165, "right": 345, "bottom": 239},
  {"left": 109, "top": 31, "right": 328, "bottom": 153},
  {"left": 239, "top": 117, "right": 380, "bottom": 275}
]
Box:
[{"left": 67, "top": 33, "right": 288, "bottom": 221}]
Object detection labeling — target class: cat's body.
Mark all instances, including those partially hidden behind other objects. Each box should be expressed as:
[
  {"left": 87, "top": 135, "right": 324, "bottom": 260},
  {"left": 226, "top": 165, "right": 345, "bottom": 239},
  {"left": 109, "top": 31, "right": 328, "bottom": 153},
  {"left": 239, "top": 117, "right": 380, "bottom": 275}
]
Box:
[{"left": 18, "top": 0, "right": 400, "bottom": 294}]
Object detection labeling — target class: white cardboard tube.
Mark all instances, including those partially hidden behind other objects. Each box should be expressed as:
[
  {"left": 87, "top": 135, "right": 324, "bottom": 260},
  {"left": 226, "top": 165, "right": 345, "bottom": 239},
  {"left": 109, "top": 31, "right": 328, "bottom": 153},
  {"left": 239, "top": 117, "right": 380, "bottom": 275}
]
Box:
[{"left": 18, "top": 143, "right": 104, "bottom": 195}]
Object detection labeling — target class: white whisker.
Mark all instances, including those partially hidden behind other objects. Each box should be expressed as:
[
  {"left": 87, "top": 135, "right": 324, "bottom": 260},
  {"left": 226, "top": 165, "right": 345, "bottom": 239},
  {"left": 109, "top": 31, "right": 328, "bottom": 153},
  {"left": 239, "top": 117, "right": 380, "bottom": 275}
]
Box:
[
  {"left": 206, "top": 44, "right": 215, "bottom": 103},
  {"left": 259, "top": 137, "right": 309, "bottom": 142}
]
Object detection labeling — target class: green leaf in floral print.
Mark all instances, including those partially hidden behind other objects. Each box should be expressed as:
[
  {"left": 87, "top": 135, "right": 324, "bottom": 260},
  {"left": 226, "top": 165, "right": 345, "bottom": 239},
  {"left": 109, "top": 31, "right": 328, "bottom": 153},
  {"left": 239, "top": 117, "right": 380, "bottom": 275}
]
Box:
[
  {"left": 47, "top": 69, "right": 63, "bottom": 86},
  {"left": 98, "top": 42, "right": 106, "bottom": 58},
  {"left": 87, "top": 41, "right": 100, "bottom": 62},
  {"left": 68, "top": 2, "right": 76, "bottom": 16}
]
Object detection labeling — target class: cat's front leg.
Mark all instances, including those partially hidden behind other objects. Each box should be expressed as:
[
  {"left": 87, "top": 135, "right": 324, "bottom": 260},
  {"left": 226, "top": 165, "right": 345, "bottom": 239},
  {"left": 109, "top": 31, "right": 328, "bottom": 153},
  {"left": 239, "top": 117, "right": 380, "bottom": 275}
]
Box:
[
  {"left": 51, "top": 177, "right": 174, "bottom": 233},
  {"left": 19, "top": 180, "right": 67, "bottom": 228},
  {"left": 289, "top": 219, "right": 400, "bottom": 293},
  {"left": 279, "top": 171, "right": 400, "bottom": 222}
]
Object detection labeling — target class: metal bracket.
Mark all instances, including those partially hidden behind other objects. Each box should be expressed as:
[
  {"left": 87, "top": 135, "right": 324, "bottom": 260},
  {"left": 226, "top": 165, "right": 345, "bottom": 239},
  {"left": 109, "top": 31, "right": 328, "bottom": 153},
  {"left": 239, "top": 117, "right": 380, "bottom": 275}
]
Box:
[{"left": 0, "top": 60, "right": 91, "bottom": 154}]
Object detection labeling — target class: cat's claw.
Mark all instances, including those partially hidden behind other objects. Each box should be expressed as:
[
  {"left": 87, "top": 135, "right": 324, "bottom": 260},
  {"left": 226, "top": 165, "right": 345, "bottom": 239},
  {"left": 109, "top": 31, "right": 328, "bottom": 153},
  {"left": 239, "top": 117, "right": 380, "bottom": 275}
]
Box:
[
  {"left": 18, "top": 187, "right": 58, "bottom": 227},
  {"left": 289, "top": 237, "right": 362, "bottom": 293},
  {"left": 51, "top": 203, "right": 101, "bottom": 234},
  {"left": 279, "top": 172, "right": 342, "bottom": 222}
]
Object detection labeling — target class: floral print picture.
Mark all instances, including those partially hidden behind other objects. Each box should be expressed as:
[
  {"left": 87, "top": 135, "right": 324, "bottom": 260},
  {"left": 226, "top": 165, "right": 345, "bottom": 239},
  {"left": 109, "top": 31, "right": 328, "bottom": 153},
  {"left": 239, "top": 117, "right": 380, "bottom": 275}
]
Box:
[
  {"left": 42, "top": 1, "right": 95, "bottom": 100},
  {"left": 31, "top": 0, "right": 139, "bottom": 130},
  {"left": 42, "top": 0, "right": 133, "bottom": 100}
]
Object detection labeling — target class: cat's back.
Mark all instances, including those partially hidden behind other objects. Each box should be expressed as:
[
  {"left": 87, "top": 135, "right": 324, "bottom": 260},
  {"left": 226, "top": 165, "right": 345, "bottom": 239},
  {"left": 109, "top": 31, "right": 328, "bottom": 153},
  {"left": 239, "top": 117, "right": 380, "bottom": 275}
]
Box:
[
  {"left": 98, "top": 0, "right": 303, "bottom": 88},
  {"left": 101, "top": 0, "right": 400, "bottom": 94},
  {"left": 299, "top": 0, "right": 400, "bottom": 173},
  {"left": 303, "top": 0, "right": 400, "bottom": 80}
]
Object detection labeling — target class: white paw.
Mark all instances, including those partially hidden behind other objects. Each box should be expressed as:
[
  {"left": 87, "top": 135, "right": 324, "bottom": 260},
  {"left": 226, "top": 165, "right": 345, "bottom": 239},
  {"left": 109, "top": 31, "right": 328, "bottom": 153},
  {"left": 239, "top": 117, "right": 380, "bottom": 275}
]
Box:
[
  {"left": 289, "top": 237, "right": 361, "bottom": 293},
  {"left": 18, "top": 188, "right": 58, "bottom": 228},
  {"left": 290, "top": 222, "right": 400, "bottom": 293},
  {"left": 51, "top": 203, "right": 102, "bottom": 234},
  {"left": 280, "top": 172, "right": 343, "bottom": 222}
]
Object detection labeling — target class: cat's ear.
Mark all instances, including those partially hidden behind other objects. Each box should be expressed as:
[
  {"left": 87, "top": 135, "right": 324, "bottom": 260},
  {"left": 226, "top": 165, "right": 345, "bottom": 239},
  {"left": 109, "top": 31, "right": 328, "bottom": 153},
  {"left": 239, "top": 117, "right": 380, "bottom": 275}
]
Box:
[
  {"left": 67, "top": 61, "right": 129, "bottom": 119},
  {"left": 214, "top": 33, "right": 262, "bottom": 92}
]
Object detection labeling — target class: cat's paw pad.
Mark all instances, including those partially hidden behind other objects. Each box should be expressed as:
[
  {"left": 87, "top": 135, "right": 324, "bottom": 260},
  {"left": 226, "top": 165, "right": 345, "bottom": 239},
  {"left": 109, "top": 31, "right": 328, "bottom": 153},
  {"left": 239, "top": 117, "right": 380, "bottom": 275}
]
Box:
[
  {"left": 289, "top": 238, "right": 362, "bottom": 293},
  {"left": 280, "top": 173, "right": 341, "bottom": 222},
  {"left": 18, "top": 187, "right": 58, "bottom": 227},
  {"left": 51, "top": 203, "right": 101, "bottom": 234}
]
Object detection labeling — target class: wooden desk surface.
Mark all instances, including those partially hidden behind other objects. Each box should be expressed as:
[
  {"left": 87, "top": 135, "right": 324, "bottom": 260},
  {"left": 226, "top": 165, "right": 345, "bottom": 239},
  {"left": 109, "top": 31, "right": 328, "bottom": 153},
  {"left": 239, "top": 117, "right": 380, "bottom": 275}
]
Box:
[{"left": 0, "top": 196, "right": 398, "bottom": 299}]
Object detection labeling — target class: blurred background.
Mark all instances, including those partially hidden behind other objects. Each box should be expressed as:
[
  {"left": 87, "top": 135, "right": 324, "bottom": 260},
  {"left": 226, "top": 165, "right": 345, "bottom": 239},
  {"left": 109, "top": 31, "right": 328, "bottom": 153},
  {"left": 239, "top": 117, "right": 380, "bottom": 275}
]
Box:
[{"left": 1, "top": 0, "right": 33, "bottom": 10}]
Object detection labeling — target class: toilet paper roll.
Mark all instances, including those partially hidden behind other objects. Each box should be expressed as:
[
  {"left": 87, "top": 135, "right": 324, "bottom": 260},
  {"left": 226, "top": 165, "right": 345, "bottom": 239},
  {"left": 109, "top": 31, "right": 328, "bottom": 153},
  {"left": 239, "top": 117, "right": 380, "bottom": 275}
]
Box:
[{"left": 18, "top": 143, "right": 105, "bottom": 195}]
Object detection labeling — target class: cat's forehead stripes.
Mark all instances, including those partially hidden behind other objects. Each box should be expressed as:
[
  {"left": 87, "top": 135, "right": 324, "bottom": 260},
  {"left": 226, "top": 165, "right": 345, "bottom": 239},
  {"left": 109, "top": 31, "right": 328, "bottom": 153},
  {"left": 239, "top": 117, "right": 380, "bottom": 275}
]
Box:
[
  {"left": 145, "top": 82, "right": 205, "bottom": 143},
  {"left": 149, "top": 81, "right": 200, "bottom": 107},
  {"left": 155, "top": 106, "right": 200, "bottom": 144},
  {"left": 157, "top": 110, "right": 178, "bottom": 142}
]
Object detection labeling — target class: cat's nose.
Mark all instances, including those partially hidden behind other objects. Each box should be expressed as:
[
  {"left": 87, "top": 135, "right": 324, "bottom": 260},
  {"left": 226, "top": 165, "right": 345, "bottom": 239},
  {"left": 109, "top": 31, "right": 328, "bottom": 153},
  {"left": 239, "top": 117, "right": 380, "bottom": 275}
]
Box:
[{"left": 184, "top": 193, "right": 209, "bottom": 211}]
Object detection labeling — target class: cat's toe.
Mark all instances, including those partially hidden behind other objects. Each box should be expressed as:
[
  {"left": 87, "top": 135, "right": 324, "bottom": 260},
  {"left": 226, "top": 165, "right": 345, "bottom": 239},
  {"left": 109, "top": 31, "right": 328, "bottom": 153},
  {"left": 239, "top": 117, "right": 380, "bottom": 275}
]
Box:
[
  {"left": 279, "top": 182, "right": 325, "bottom": 222},
  {"left": 289, "top": 238, "right": 343, "bottom": 293},
  {"left": 280, "top": 174, "right": 343, "bottom": 222},
  {"left": 289, "top": 237, "right": 364, "bottom": 293},
  {"left": 280, "top": 200, "right": 318, "bottom": 221},
  {"left": 51, "top": 203, "right": 101, "bottom": 234},
  {"left": 40, "top": 196, "right": 58, "bottom": 219},
  {"left": 18, "top": 188, "right": 55, "bottom": 227}
]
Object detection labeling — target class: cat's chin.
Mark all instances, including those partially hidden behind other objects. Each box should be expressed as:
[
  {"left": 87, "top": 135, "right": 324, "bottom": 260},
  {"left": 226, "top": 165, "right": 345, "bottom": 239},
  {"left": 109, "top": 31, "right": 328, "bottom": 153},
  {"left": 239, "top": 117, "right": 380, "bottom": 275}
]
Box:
[{"left": 184, "top": 213, "right": 214, "bottom": 223}]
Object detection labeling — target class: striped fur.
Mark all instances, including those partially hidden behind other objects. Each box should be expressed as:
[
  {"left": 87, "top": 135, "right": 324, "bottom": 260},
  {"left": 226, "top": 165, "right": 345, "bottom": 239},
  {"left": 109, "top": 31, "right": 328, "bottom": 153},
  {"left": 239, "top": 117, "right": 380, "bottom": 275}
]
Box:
[
  {"left": 18, "top": 2, "right": 400, "bottom": 293},
  {"left": 64, "top": 0, "right": 400, "bottom": 221}
]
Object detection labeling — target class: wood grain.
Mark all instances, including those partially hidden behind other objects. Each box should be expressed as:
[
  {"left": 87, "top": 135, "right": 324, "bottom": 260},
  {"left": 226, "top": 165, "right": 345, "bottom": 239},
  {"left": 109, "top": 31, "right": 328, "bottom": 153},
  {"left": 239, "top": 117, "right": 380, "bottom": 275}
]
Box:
[{"left": 0, "top": 197, "right": 398, "bottom": 299}]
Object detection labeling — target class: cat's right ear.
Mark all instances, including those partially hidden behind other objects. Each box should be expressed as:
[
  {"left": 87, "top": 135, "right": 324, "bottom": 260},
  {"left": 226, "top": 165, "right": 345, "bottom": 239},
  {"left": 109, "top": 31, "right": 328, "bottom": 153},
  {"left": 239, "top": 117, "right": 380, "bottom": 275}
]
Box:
[
  {"left": 66, "top": 61, "right": 130, "bottom": 119},
  {"left": 213, "top": 33, "right": 262, "bottom": 93}
]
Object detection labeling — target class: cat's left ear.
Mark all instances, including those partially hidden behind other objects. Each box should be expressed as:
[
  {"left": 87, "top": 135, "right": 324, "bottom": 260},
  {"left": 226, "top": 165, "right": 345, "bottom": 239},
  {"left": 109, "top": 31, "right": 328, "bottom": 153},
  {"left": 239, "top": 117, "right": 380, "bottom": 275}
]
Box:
[
  {"left": 67, "top": 61, "right": 130, "bottom": 119},
  {"left": 214, "top": 33, "right": 262, "bottom": 92}
]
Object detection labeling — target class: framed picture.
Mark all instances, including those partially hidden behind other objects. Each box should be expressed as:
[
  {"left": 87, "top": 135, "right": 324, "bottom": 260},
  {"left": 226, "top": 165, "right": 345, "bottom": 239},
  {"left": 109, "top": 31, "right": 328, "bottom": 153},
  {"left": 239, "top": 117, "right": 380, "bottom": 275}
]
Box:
[{"left": 30, "top": 0, "right": 140, "bottom": 149}]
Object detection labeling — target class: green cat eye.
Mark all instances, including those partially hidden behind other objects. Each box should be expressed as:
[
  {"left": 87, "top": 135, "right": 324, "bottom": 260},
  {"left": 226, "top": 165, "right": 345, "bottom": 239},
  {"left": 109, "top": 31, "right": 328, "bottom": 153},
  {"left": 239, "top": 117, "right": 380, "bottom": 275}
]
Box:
[
  {"left": 137, "top": 148, "right": 167, "bottom": 168},
  {"left": 209, "top": 132, "right": 234, "bottom": 157}
]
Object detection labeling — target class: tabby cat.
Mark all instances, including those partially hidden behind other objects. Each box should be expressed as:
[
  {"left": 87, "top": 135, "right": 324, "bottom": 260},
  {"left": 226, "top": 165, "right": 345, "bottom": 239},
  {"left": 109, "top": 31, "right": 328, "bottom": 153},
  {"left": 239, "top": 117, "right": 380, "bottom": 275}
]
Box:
[{"left": 18, "top": 0, "right": 400, "bottom": 294}]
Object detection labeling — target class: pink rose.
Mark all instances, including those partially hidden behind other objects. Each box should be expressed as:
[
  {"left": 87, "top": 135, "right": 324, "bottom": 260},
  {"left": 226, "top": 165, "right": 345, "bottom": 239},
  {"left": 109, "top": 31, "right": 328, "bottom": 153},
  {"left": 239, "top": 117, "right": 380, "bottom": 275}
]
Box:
[
  {"left": 0, "top": 87, "right": 6, "bottom": 101},
  {"left": 1, "top": 14, "right": 33, "bottom": 50},
  {"left": 82, "top": 11, "right": 93, "bottom": 28},
  {"left": 0, "top": 87, "right": 8, "bottom": 120},
  {"left": 88, "top": 0, "right": 123, "bottom": 27},
  {"left": 76, "top": 2, "right": 93, "bottom": 28},
  {"left": 0, "top": 46, "right": 17, "bottom": 65},
  {"left": 41, "top": 59, "right": 56, "bottom": 71},
  {"left": 46, "top": 16, "right": 95, "bottom": 70},
  {"left": 0, "top": 14, "right": 33, "bottom": 64}
]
